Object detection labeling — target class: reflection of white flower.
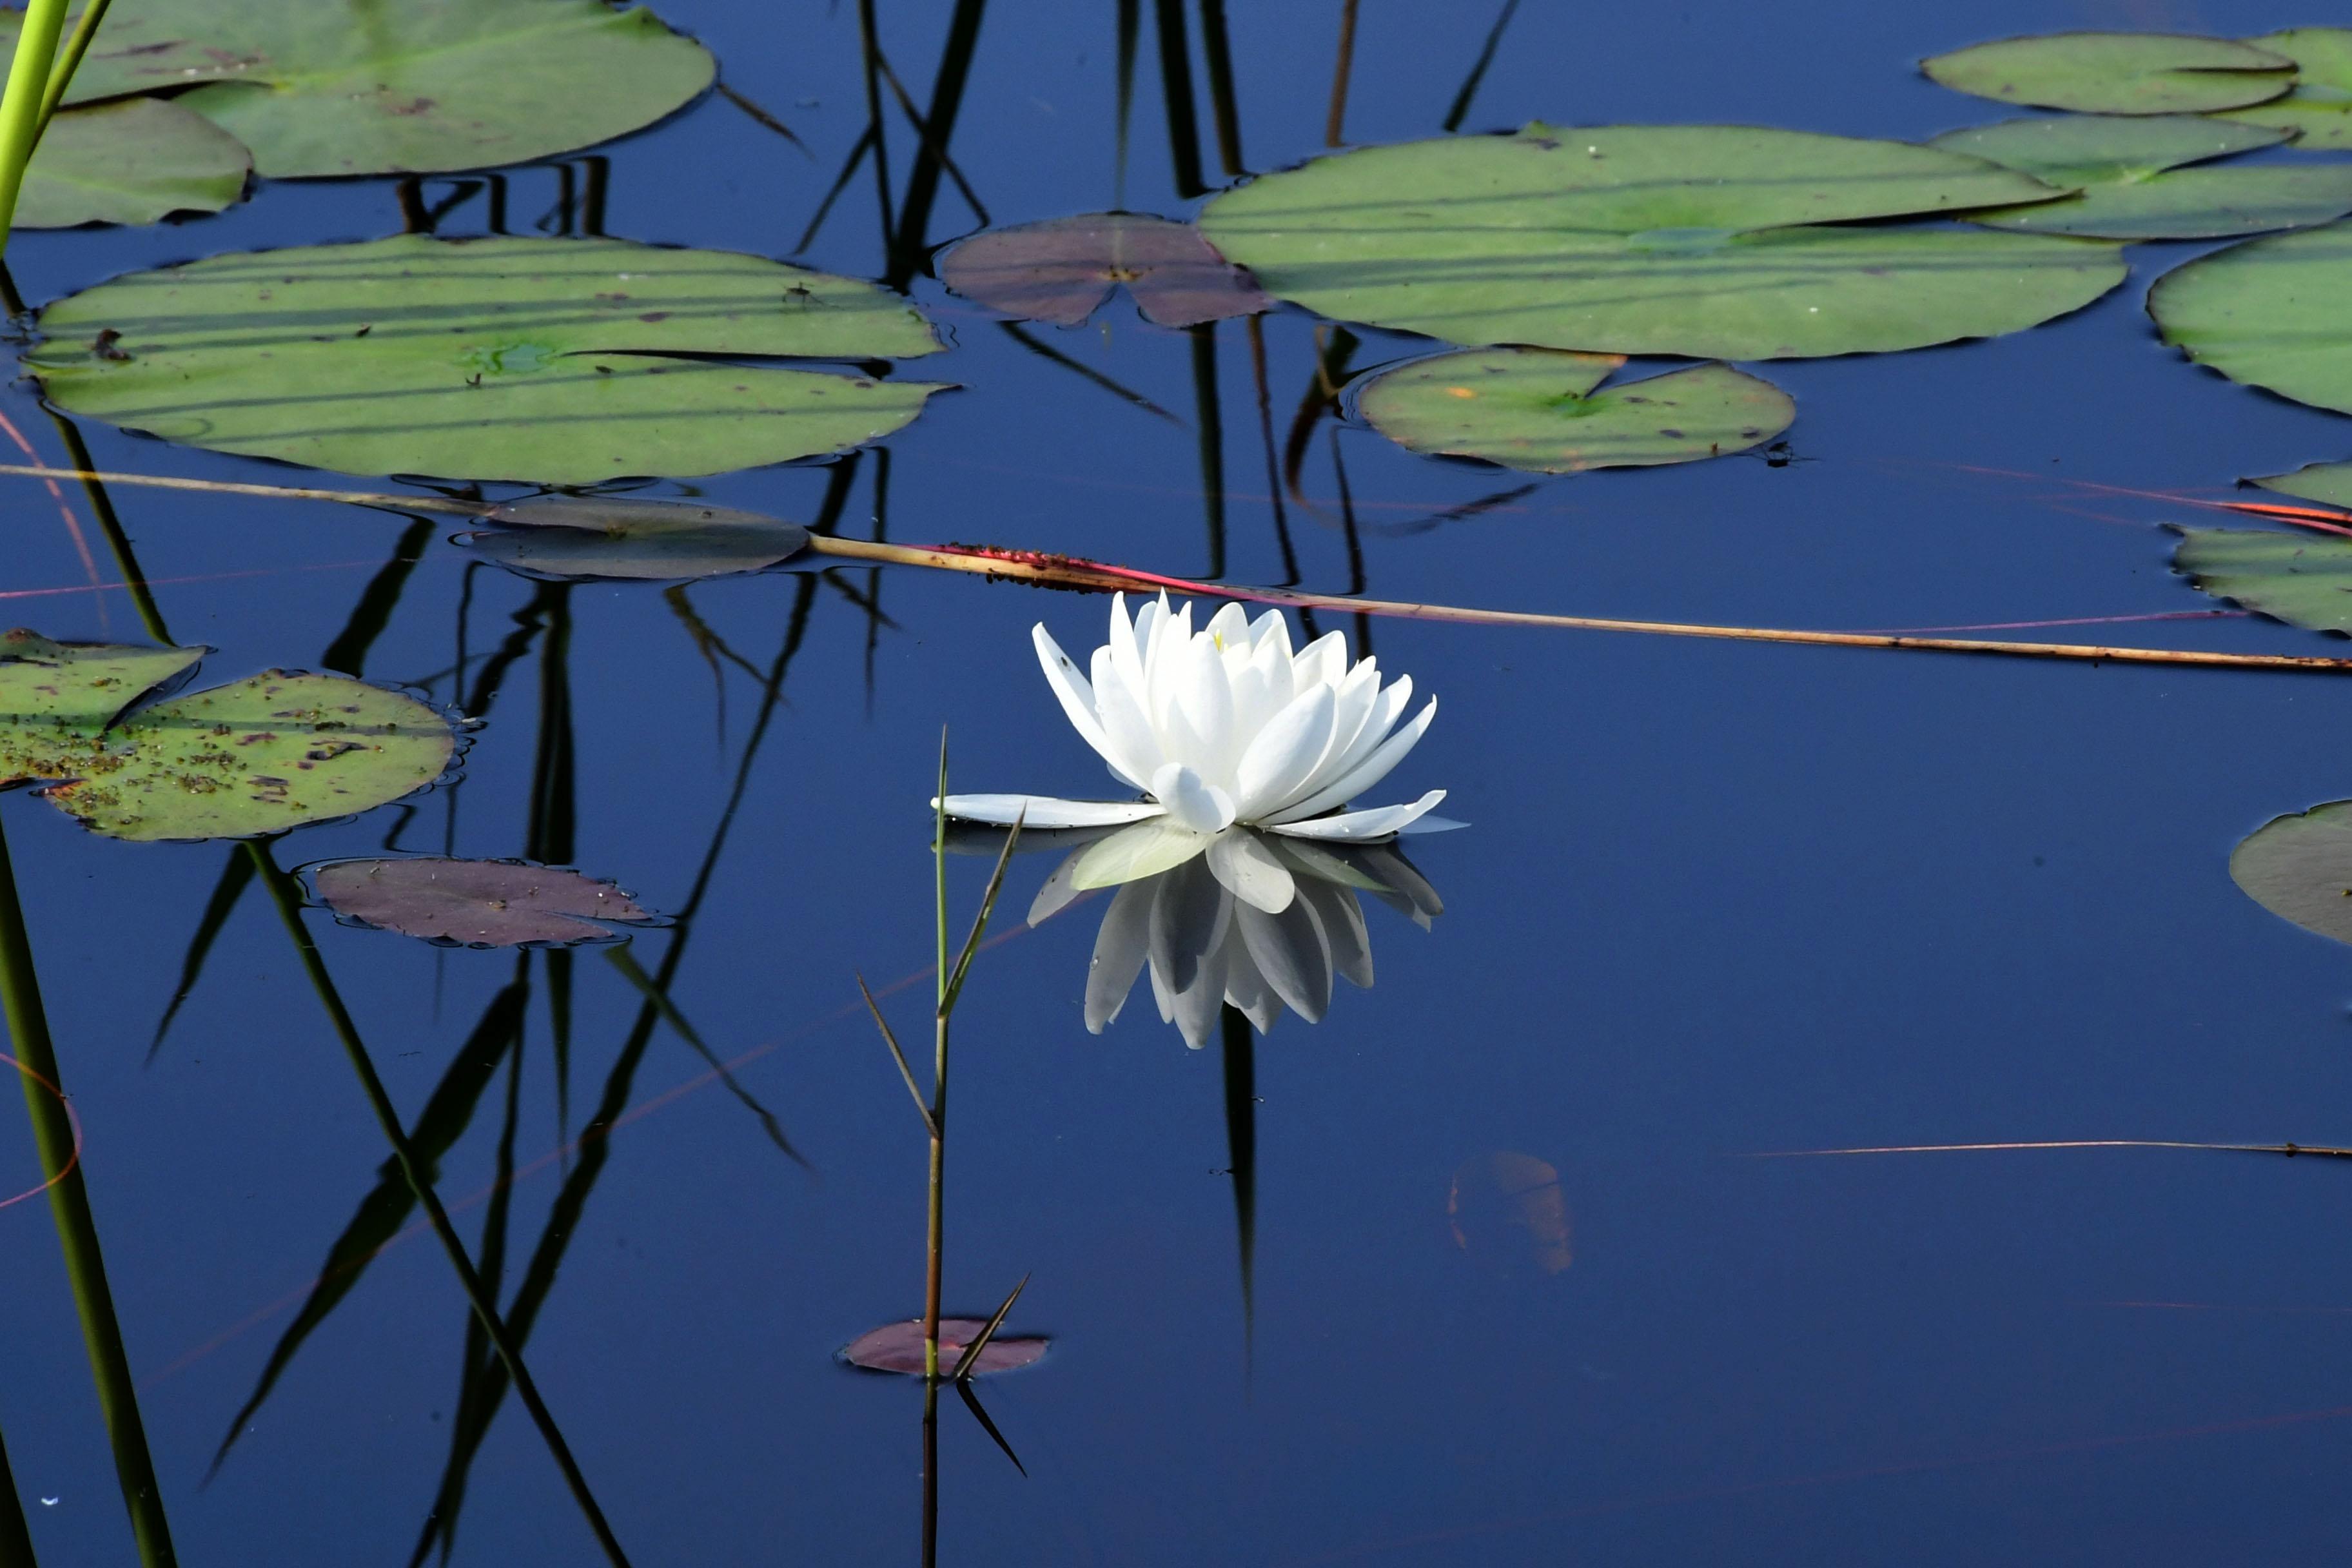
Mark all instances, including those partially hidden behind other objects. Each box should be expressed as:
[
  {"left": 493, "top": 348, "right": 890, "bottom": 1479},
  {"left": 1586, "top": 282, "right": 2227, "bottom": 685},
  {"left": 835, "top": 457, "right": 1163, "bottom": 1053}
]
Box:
[
  {"left": 942, "top": 594, "right": 1459, "bottom": 893},
  {"left": 1020, "top": 825, "right": 1444, "bottom": 1049}
]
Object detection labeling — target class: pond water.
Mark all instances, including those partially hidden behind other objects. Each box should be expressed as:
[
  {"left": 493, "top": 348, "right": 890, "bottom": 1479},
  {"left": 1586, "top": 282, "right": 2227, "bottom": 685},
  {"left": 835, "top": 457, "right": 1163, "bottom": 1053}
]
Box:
[{"left": 7, "top": 1, "right": 2352, "bottom": 1563}]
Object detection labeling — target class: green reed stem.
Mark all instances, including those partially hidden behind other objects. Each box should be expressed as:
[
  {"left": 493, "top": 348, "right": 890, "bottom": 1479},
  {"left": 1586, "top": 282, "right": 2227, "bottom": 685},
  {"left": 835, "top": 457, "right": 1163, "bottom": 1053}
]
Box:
[
  {"left": 34, "top": 0, "right": 108, "bottom": 133},
  {"left": 0, "top": 815, "right": 175, "bottom": 1567},
  {"left": 245, "top": 841, "right": 634, "bottom": 1568},
  {"left": 0, "top": 0, "right": 68, "bottom": 244}
]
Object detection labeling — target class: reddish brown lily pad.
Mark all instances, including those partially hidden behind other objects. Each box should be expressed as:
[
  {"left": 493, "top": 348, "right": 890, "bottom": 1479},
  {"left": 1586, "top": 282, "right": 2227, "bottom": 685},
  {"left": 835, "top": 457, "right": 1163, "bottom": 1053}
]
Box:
[
  {"left": 939, "top": 213, "right": 1271, "bottom": 328},
  {"left": 841, "top": 1317, "right": 1050, "bottom": 1377},
  {"left": 309, "top": 857, "right": 660, "bottom": 947}
]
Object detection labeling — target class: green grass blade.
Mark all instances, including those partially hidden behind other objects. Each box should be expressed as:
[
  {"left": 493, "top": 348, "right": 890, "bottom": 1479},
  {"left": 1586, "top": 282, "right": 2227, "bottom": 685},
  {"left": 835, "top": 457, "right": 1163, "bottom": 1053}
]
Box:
[
  {"left": 858, "top": 973, "right": 939, "bottom": 1140},
  {"left": 948, "top": 1272, "right": 1030, "bottom": 1382}
]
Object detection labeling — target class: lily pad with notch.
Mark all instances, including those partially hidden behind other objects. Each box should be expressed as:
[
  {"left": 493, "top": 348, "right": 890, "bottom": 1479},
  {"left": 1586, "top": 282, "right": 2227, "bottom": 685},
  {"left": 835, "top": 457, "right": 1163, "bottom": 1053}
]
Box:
[
  {"left": 2147, "top": 219, "right": 2352, "bottom": 416},
  {"left": 27, "top": 235, "right": 950, "bottom": 484},
  {"left": 452, "top": 495, "right": 812, "bottom": 582},
  {"left": 1921, "top": 33, "right": 2294, "bottom": 115},
  {"left": 1199, "top": 124, "right": 2122, "bottom": 360},
  {"left": 0, "top": 631, "right": 456, "bottom": 842},
  {"left": 308, "top": 857, "right": 662, "bottom": 947},
  {"left": 841, "top": 1318, "right": 1048, "bottom": 1377},
  {"left": 2212, "top": 30, "right": 2352, "bottom": 150},
  {"left": 1355, "top": 346, "right": 1793, "bottom": 473},
  {"left": 937, "top": 212, "right": 1270, "bottom": 328},
  {"left": 2170, "top": 527, "right": 2352, "bottom": 633},
  {"left": 15, "top": 97, "right": 250, "bottom": 228},
  {"left": 2, "top": 0, "right": 714, "bottom": 179},
  {"left": 2249, "top": 460, "right": 2352, "bottom": 510},
  {"left": 2231, "top": 799, "right": 2352, "bottom": 946},
  {"left": 1932, "top": 115, "right": 2352, "bottom": 240}
]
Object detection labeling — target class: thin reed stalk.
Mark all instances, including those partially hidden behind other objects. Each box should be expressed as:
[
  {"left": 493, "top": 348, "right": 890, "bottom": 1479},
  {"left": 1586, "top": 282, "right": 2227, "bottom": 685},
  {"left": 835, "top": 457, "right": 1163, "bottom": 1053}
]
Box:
[
  {"left": 0, "top": 816, "right": 175, "bottom": 1567},
  {"left": 244, "top": 841, "right": 635, "bottom": 1568},
  {"left": 0, "top": 1419, "right": 34, "bottom": 1567}
]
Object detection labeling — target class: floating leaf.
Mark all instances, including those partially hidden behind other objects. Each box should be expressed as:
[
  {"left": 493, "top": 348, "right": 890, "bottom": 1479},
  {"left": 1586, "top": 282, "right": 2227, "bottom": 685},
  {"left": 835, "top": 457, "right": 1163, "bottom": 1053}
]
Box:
[
  {"left": 2170, "top": 527, "right": 2352, "bottom": 632},
  {"left": 2148, "top": 219, "right": 2352, "bottom": 415},
  {"left": 27, "top": 236, "right": 949, "bottom": 484},
  {"left": 2250, "top": 461, "right": 2352, "bottom": 509},
  {"left": 938, "top": 212, "right": 1269, "bottom": 328},
  {"left": 1921, "top": 33, "right": 2293, "bottom": 115},
  {"left": 1932, "top": 115, "right": 2352, "bottom": 239},
  {"left": 1356, "top": 347, "right": 1792, "bottom": 473},
  {"left": 452, "top": 496, "right": 812, "bottom": 581},
  {"left": 2212, "top": 29, "right": 2352, "bottom": 150},
  {"left": 309, "top": 858, "right": 659, "bottom": 946},
  {"left": 2231, "top": 799, "right": 2352, "bottom": 946},
  {"left": 5, "top": 0, "right": 714, "bottom": 179},
  {"left": 15, "top": 97, "right": 249, "bottom": 229},
  {"left": 841, "top": 1318, "right": 1049, "bottom": 1377},
  {"left": 1447, "top": 1151, "right": 1572, "bottom": 1275},
  {"left": 0, "top": 631, "right": 455, "bottom": 842},
  {"left": 1199, "top": 124, "right": 2122, "bottom": 360}
]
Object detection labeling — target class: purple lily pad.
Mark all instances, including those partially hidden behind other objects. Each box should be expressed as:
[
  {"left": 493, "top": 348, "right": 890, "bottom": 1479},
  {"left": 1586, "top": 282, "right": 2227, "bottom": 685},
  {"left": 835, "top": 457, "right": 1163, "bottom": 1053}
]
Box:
[
  {"left": 939, "top": 212, "right": 1271, "bottom": 328},
  {"left": 841, "top": 1317, "right": 1050, "bottom": 1377},
  {"left": 308, "top": 856, "right": 661, "bottom": 948}
]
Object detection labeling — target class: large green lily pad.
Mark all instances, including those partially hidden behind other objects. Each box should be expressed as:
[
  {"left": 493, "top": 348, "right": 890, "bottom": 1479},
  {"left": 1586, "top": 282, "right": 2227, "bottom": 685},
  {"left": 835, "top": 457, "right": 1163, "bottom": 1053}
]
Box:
[
  {"left": 1199, "top": 124, "right": 2124, "bottom": 359},
  {"left": 2, "top": 0, "right": 713, "bottom": 178},
  {"left": 2250, "top": 461, "right": 2352, "bottom": 509},
  {"left": 0, "top": 631, "right": 456, "bottom": 841},
  {"left": 1356, "top": 347, "right": 1792, "bottom": 473},
  {"left": 26, "top": 236, "right": 949, "bottom": 484},
  {"left": 2231, "top": 799, "right": 2352, "bottom": 946},
  {"left": 2212, "top": 30, "right": 2352, "bottom": 150},
  {"left": 15, "top": 97, "right": 250, "bottom": 228},
  {"left": 2147, "top": 219, "right": 2352, "bottom": 415},
  {"left": 2170, "top": 527, "right": 2352, "bottom": 632},
  {"left": 1930, "top": 115, "right": 2352, "bottom": 239},
  {"left": 1921, "top": 34, "right": 2293, "bottom": 115},
  {"left": 453, "top": 495, "right": 812, "bottom": 580}
]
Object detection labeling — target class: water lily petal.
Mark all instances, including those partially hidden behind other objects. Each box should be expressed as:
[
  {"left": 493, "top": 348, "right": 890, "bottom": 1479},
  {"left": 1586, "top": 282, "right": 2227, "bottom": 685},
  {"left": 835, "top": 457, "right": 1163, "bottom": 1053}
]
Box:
[
  {"left": 1166, "top": 936, "right": 1228, "bottom": 1049},
  {"left": 1305, "top": 875, "right": 1375, "bottom": 989},
  {"left": 1028, "top": 844, "right": 1099, "bottom": 925},
  {"left": 1150, "top": 854, "right": 1231, "bottom": 995},
  {"left": 937, "top": 794, "right": 1164, "bottom": 828},
  {"left": 1264, "top": 696, "right": 1437, "bottom": 825},
  {"left": 1092, "top": 647, "right": 1168, "bottom": 783},
  {"left": 1110, "top": 592, "right": 1148, "bottom": 699},
  {"left": 1034, "top": 624, "right": 1141, "bottom": 785},
  {"left": 1173, "top": 632, "right": 1238, "bottom": 783},
  {"left": 1222, "top": 937, "right": 1282, "bottom": 1034},
  {"left": 1070, "top": 817, "right": 1216, "bottom": 888},
  {"left": 1268, "top": 788, "right": 1448, "bottom": 841},
  {"left": 1301, "top": 673, "right": 1409, "bottom": 808},
  {"left": 1231, "top": 683, "right": 1337, "bottom": 821},
  {"left": 1248, "top": 607, "right": 1292, "bottom": 660},
  {"left": 1291, "top": 658, "right": 1383, "bottom": 806},
  {"left": 1151, "top": 763, "right": 1238, "bottom": 834},
  {"left": 1204, "top": 600, "right": 1252, "bottom": 652},
  {"left": 1353, "top": 843, "right": 1446, "bottom": 928},
  {"left": 1291, "top": 628, "right": 1349, "bottom": 694},
  {"left": 1237, "top": 892, "right": 1334, "bottom": 1022},
  {"left": 1206, "top": 829, "right": 1297, "bottom": 914},
  {"left": 1398, "top": 814, "right": 1468, "bottom": 834},
  {"left": 1084, "top": 879, "right": 1157, "bottom": 1032}
]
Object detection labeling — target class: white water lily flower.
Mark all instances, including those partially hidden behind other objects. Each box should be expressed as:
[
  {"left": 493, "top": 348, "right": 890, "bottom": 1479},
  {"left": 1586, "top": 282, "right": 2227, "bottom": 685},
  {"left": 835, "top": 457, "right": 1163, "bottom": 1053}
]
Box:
[{"left": 941, "top": 594, "right": 1460, "bottom": 903}]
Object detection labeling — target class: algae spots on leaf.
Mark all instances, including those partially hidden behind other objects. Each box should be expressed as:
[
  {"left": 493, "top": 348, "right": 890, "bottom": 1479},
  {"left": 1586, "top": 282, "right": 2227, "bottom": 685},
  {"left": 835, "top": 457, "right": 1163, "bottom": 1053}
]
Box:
[
  {"left": 0, "top": 634, "right": 455, "bottom": 843},
  {"left": 1357, "top": 347, "right": 1794, "bottom": 473}
]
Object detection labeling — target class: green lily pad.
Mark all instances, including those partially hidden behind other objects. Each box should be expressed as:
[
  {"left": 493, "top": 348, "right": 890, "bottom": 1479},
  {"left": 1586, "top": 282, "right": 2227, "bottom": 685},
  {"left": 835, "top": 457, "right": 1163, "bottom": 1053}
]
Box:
[
  {"left": 2212, "top": 30, "right": 2352, "bottom": 150},
  {"left": 2250, "top": 461, "right": 2352, "bottom": 509},
  {"left": 4, "top": 0, "right": 714, "bottom": 178},
  {"left": 1930, "top": 115, "right": 2352, "bottom": 239},
  {"left": 0, "top": 631, "right": 456, "bottom": 842},
  {"left": 453, "top": 495, "right": 812, "bottom": 580},
  {"left": 2147, "top": 219, "right": 2352, "bottom": 416},
  {"left": 26, "top": 235, "right": 949, "bottom": 484},
  {"left": 1355, "top": 348, "right": 1792, "bottom": 473},
  {"left": 2170, "top": 527, "right": 2352, "bottom": 632},
  {"left": 2231, "top": 799, "right": 2352, "bottom": 946},
  {"left": 15, "top": 97, "right": 249, "bottom": 228},
  {"left": 1199, "top": 124, "right": 2123, "bottom": 359},
  {"left": 1921, "top": 33, "right": 2293, "bottom": 115}
]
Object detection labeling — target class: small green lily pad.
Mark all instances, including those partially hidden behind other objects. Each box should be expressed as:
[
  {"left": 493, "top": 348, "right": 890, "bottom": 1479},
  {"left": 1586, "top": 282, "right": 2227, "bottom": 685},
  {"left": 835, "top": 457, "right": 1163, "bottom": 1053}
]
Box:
[
  {"left": 2170, "top": 526, "right": 2352, "bottom": 632},
  {"left": 938, "top": 212, "right": 1270, "bottom": 326},
  {"left": 453, "top": 495, "right": 812, "bottom": 581},
  {"left": 27, "top": 236, "right": 949, "bottom": 483},
  {"left": 2231, "top": 799, "right": 2352, "bottom": 946},
  {"left": 1199, "top": 124, "right": 2122, "bottom": 359},
  {"left": 2147, "top": 219, "right": 2352, "bottom": 416},
  {"left": 1922, "top": 33, "right": 2293, "bottom": 115},
  {"left": 1930, "top": 115, "right": 2352, "bottom": 239},
  {"left": 1, "top": 631, "right": 456, "bottom": 841},
  {"left": 15, "top": 97, "right": 250, "bottom": 228},
  {"left": 309, "top": 857, "right": 659, "bottom": 946},
  {"left": 2250, "top": 462, "right": 2352, "bottom": 509},
  {"left": 5, "top": 0, "right": 714, "bottom": 178},
  {"left": 1356, "top": 348, "right": 1792, "bottom": 473},
  {"left": 2212, "top": 30, "right": 2352, "bottom": 150}
]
